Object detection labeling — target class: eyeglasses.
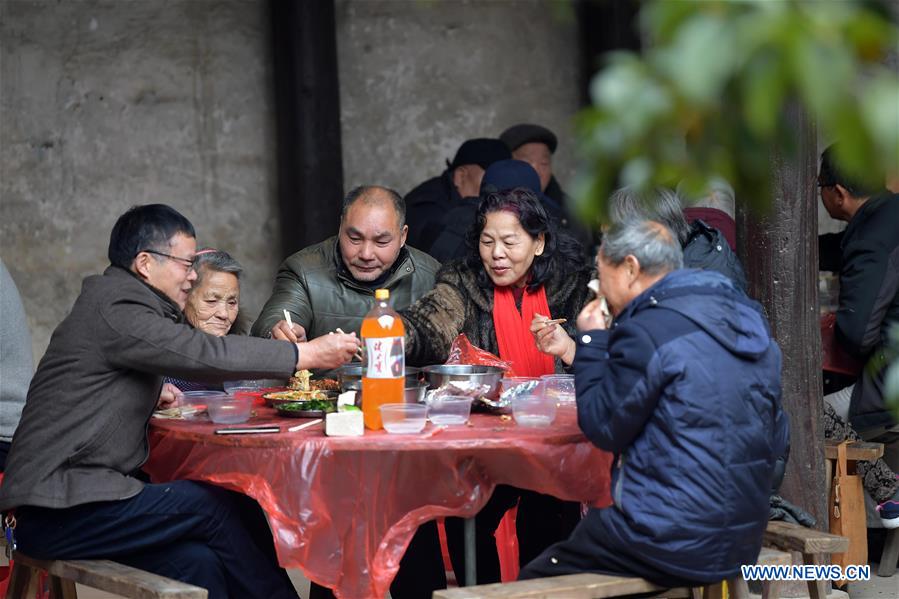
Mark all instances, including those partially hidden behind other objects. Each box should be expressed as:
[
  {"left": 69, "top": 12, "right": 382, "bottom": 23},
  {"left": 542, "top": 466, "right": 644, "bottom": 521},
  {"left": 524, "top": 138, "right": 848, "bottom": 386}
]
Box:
[{"left": 141, "top": 249, "right": 196, "bottom": 269}]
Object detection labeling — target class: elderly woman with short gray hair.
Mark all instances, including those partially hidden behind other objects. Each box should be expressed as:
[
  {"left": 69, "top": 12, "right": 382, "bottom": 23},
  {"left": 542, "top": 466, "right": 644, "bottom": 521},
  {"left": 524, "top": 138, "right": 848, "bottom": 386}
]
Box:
[{"left": 161, "top": 248, "right": 245, "bottom": 394}]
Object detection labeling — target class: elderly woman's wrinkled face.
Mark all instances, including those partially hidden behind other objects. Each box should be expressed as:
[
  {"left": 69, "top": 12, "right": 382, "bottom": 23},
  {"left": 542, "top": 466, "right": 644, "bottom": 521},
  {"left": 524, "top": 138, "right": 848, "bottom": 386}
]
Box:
[
  {"left": 184, "top": 268, "right": 240, "bottom": 336},
  {"left": 478, "top": 210, "right": 545, "bottom": 288}
]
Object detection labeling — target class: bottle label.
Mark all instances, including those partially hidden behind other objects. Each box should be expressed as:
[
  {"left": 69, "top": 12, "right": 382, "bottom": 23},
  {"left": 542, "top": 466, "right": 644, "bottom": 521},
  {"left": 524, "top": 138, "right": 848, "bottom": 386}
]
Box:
[{"left": 365, "top": 336, "right": 405, "bottom": 379}]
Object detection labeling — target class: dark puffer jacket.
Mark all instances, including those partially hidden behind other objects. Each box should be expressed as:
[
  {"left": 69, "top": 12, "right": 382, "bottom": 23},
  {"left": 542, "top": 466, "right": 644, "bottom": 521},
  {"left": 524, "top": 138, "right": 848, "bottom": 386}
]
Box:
[
  {"left": 402, "top": 259, "right": 594, "bottom": 369},
  {"left": 683, "top": 219, "right": 747, "bottom": 292},
  {"left": 574, "top": 269, "right": 789, "bottom": 583},
  {"left": 251, "top": 238, "right": 440, "bottom": 341}
]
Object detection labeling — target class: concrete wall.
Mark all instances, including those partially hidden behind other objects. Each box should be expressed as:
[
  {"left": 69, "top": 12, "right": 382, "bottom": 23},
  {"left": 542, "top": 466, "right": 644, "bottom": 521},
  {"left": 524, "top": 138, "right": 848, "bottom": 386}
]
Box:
[
  {"left": 0, "top": 0, "right": 279, "bottom": 362},
  {"left": 1, "top": 0, "right": 584, "bottom": 363},
  {"left": 335, "top": 0, "right": 581, "bottom": 195}
]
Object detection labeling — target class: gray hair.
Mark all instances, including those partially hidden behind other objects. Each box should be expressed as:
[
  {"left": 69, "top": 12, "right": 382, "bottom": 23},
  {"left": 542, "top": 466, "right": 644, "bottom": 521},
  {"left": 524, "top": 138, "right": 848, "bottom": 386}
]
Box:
[
  {"left": 601, "top": 219, "right": 684, "bottom": 276},
  {"left": 341, "top": 185, "right": 406, "bottom": 228},
  {"left": 608, "top": 187, "right": 691, "bottom": 247},
  {"left": 676, "top": 177, "right": 735, "bottom": 219},
  {"left": 191, "top": 248, "right": 243, "bottom": 286}
]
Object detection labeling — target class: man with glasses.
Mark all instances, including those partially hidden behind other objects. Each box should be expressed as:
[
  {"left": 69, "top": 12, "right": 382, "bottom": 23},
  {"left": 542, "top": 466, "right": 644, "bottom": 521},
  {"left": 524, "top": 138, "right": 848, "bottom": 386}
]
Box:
[
  {"left": 0, "top": 204, "right": 360, "bottom": 598},
  {"left": 817, "top": 144, "right": 899, "bottom": 431}
]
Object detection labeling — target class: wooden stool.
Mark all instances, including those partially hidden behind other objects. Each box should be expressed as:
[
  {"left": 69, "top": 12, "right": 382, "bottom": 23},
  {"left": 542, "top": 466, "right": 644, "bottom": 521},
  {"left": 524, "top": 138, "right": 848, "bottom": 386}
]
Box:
[
  {"left": 432, "top": 547, "right": 791, "bottom": 599},
  {"left": 823, "top": 439, "right": 883, "bottom": 503},
  {"left": 6, "top": 551, "right": 207, "bottom": 599},
  {"left": 763, "top": 521, "right": 849, "bottom": 599}
]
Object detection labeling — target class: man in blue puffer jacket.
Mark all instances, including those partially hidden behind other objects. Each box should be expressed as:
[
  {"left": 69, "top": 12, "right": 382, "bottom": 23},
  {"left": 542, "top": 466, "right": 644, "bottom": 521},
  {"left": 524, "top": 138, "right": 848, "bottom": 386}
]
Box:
[{"left": 520, "top": 215, "right": 790, "bottom": 586}]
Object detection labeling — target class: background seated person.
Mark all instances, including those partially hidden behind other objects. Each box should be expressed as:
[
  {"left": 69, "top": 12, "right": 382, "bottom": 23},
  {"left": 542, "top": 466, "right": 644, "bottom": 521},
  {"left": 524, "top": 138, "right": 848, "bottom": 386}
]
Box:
[
  {"left": 0, "top": 204, "right": 359, "bottom": 598},
  {"left": 163, "top": 247, "right": 244, "bottom": 393},
  {"left": 499, "top": 123, "right": 594, "bottom": 253},
  {"left": 816, "top": 143, "right": 898, "bottom": 430},
  {"left": 404, "top": 137, "right": 511, "bottom": 259},
  {"left": 401, "top": 188, "right": 593, "bottom": 584},
  {"left": 427, "top": 159, "right": 560, "bottom": 265},
  {"left": 678, "top": 176, "right": 737, "bottom": 251},
  {"left": 251, "top": 185, "right": 440, "bottom": 344},
  {"left": 0, "top": 258, "right": 33, "bottom": 472},
  {"left": 609, "top": 185, "right": 748, "bottom": 292},
  {"left": 521, "top": 216, "right": 789, "bottom": 586}
]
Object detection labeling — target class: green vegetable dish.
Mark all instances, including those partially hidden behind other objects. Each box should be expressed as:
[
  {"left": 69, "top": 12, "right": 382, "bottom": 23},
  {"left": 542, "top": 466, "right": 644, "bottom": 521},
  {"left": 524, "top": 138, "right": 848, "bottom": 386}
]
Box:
[{"left": 280, "top": 399, "right": 337, "bottom": 413}]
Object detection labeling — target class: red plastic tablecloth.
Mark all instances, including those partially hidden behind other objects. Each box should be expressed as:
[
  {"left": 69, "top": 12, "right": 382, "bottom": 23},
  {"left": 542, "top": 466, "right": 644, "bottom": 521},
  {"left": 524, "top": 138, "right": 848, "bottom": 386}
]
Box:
[
  {"left": 820, "top": 313, "right": 864, "bottom": 377},
  {"left": 145, "top": 406, "right": 612, "bottom": 599}
]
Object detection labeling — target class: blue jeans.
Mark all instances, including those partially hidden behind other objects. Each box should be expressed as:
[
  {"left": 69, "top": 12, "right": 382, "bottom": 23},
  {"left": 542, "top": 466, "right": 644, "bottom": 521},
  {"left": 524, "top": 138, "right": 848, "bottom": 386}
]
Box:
[{"left": 14, "top": 480, "right": 300, "bottom": 599}]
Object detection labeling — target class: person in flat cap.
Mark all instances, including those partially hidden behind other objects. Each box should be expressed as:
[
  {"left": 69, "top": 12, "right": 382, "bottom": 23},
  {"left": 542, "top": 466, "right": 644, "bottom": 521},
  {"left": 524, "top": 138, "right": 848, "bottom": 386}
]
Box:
[
  {"left": 404, "top": 138, "right": 510, "bottom": 260},
  {"left": 500, "top": 123, "right": 595, "bottom": 255},
  {"left": 499, "top": 124, "right": 558, "bottom": 193}
]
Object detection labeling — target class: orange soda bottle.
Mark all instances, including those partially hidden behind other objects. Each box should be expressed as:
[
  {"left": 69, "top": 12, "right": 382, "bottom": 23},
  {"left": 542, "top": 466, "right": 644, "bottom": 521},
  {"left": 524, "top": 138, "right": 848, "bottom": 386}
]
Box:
[{"left": 361, "top": 288, "right": 405, "bottom": 430}]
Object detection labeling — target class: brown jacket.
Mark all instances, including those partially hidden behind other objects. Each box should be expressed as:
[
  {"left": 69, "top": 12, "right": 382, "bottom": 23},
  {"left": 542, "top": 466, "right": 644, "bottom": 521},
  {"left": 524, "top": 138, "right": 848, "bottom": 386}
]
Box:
[
  {"left": 402, "top": 259, "right": 594, "bottom": 369},
  {"left": 0, "top": 266, "right": 297, "bottom": 510}
]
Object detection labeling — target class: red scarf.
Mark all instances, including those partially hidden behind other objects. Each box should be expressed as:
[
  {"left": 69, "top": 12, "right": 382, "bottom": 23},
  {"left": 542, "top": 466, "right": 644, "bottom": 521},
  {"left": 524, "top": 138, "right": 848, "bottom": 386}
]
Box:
[{"left": 493, "top": 285, "right": 556, "bottom": 377}]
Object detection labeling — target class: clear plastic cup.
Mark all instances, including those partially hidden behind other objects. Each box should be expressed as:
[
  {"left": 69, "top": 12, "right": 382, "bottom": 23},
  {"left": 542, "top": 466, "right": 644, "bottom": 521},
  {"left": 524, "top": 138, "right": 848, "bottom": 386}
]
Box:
[
  {"left": 380, "top": 403, "right": 428, "bottom": 434},
  {"left": 207, "top": 394, "right": 253, "bottom": 424},
  {"left": 223, "top": 380, "right": 263, "bottom": 393},
  {"left": 541, "top": 374, "right": 576, "bottom": 403},
  {"left": 501, "top": 376, "right": 540, "bottom": 392},
  {"left": 178, "top": 390, "right": 226, "bottom": 418},
  {"left": 428, "top": 396, "right": 473, "bottom": 426},
  {"left": 512, "top": 392, "right": 557, "bottom": 427}
]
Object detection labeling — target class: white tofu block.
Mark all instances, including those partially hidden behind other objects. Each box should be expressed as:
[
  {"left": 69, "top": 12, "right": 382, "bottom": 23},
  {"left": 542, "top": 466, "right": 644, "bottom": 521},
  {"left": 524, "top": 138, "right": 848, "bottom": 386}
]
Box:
[
  {"left": 337, "top": 390, "right": 357, "bottom": 408},
  {"left": 326, "top": 410, "right": 364, "bottom": 436}
]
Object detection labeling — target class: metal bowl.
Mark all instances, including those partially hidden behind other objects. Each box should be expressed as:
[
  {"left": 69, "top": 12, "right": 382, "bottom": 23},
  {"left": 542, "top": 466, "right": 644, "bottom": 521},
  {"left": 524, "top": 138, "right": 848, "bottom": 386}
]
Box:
[
  {"left": 420, "top": 365, "right": 504, "bottom": 400},
  {"left": 337, "top": 365, "right": 421, "bottom": 392}
]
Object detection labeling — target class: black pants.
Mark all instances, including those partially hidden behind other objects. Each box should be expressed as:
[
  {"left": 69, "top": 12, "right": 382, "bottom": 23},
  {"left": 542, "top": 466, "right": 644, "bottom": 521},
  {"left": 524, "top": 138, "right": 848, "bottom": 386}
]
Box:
[
  {"left": 520, "top": 507, "right": 704, "bottom": 592},
  {"left": 15, "top": 480, "right": 299, "bottom": 599},
  {"left": 444, "top": 485, "right": 581, "bottom": 585}
]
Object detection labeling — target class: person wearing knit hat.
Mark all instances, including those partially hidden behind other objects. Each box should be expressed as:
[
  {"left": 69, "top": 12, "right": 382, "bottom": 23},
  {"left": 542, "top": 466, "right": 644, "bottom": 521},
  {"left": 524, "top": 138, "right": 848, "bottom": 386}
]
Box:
[{"left": 404, "top": 138, "right": 510, "bottom": 259}]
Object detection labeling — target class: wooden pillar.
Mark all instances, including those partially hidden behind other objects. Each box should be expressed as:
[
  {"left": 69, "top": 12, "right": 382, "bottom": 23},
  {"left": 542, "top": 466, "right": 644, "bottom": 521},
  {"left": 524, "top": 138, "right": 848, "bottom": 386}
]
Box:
[
  {"left": 270, "top": 0, "right": 343, "bottom": 258},
  {"left": 737, "top": 106, "right": 826, "bottom": 527}
]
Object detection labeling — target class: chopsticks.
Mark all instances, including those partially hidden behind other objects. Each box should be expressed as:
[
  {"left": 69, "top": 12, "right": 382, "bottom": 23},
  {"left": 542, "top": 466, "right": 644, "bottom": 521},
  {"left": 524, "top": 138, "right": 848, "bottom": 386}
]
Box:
[
  {"left": 288, "top": 418, "right": 322, "bottom": 432},
  {"left": 335, "top": 327, "right": 365, "bottom": 362}
]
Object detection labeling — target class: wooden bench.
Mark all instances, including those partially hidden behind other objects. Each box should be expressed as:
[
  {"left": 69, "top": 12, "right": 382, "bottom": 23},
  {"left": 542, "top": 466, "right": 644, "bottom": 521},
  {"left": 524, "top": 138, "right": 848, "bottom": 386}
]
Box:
[
  {"left": 5, "top": 551, "right": 207, "bottom": 599},
  {"left": 763, "top": 520, "right": 848, "bottom": 599},
  {"left": 432, "top": 547, "right": 791, "bottom": 599},
  {"left": 822, "top": 438, "right": 899, "bottom": 577}
]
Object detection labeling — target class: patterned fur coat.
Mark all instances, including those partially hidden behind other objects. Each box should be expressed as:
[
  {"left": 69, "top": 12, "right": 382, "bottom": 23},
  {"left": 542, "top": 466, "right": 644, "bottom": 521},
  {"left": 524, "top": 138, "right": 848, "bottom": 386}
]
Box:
[{"left": 402, "top": 258, "right": 594, "bottom": 370}]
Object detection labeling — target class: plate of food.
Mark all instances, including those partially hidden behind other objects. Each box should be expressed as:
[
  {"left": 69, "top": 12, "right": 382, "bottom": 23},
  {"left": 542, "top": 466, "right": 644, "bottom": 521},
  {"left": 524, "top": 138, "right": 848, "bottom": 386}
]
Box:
[
  {"left": 262, "top": 389, "right": 337, "bottom": 407},
  {"left": 275, "top": 398, "right": 339, "bottom": 418}
]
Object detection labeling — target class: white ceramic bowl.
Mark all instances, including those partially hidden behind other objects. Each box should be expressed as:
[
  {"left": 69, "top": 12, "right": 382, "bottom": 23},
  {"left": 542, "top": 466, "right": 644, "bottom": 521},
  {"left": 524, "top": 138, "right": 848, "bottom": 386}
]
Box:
[
  {"left": 380, "top": 403, "right": 428, "bottom": 434},
  {"left": 427, "top": 396, "right": 473, "bottom": 426}
]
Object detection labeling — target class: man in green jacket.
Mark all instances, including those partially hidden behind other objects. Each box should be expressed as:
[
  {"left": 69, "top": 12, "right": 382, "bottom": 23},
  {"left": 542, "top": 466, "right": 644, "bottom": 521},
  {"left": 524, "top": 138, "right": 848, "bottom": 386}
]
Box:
[
  {"left": 0, "top": 204, "right": 360, "bottom": 598},
  {"left": 251, "top": 185, "right": 441, "bottom": 342}
]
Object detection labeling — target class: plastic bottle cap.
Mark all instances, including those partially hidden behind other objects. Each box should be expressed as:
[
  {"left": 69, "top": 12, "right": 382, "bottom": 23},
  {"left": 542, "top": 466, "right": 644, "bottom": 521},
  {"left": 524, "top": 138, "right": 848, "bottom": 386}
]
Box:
[{"left": 374, "top": 289, "right": 390, "bottom": 300}]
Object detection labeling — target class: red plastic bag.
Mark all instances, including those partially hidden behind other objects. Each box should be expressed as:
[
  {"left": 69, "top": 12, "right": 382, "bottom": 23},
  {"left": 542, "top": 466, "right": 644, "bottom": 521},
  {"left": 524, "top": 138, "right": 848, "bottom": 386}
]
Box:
[{"left": 445, "top": 334, "right": 513, "bottom": 372}]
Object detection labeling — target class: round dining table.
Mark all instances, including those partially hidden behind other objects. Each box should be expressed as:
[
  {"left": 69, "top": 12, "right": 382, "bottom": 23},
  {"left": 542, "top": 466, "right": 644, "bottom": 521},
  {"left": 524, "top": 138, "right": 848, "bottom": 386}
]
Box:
[{"left": 145, "top": 404, "right": 612, "bottom": 599}]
